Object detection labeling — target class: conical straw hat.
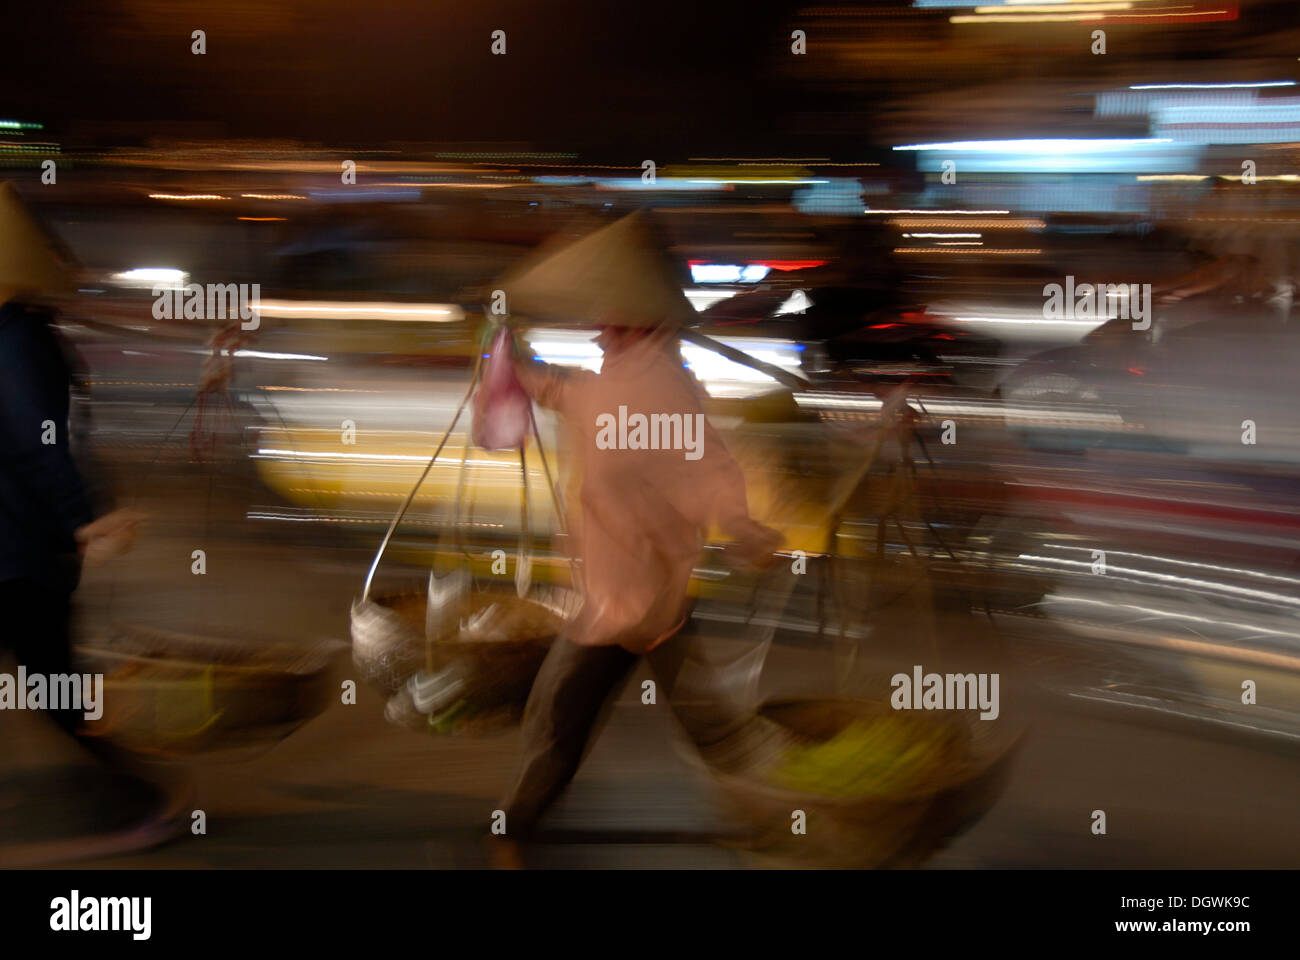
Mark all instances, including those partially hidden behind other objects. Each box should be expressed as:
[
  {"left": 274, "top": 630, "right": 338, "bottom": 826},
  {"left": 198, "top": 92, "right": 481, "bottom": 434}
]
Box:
[
  {"left": 0, "top": 182, "right": 73, "bottom": 306},
  {"left": 498, "top": 210, "right": 694, "bottom": 328}
]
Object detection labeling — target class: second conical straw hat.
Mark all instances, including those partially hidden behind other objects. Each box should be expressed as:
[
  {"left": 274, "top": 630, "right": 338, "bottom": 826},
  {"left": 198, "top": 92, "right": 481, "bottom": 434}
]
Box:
[
  {"left": 498, "top": 210, "right": 694, "bottom": 328},
  {"left": 0, "top": 182, "right": 73, "bottom": 306}
]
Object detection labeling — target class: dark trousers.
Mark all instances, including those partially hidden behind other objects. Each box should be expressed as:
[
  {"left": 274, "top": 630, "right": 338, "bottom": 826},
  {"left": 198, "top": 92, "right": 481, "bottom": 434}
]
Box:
[
  {"left": 500, "top": 629, "right": 746, "bottom": 839},
  {"left": 0, "top": 577, "right": 81, "bottom": 736}
]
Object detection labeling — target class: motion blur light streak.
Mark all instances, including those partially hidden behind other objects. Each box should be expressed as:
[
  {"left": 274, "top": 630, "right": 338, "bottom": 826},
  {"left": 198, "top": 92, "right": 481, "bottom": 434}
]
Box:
[
  {"left": 147, "top": 193, "right": 227, "bottom": 201},
  {"left": 792, "top": 393, "right": 1125, "bottom": 424},
  {"left": 255, "top": 300, "right": 466, "bottom": 321},
  {"left": 688, "top": 263, "right": 772, "bottom": 282},
  {"left": 1043, "top": 596, "right": 1300, "bottom": 651},
  {"left": 1018, "top": 555, "right": 1300, "bottom": 608},
  {"left": 950, "top": 11, "right": 1103, "bottom": 20},
  {"left": 893, "top": 247, "right": 1043, "bottom": 254},
  {"left": 522, "top": 328, "right": 803, "bottom": 396},
  {"left": 1131, "top": 81, "right": 1296, "bottom": 90},
  {"left": 256, "top": 448, "right": 511, "bottom": 468},
  {"left": 230, "top": 350, "right": 328, "bottom": 362},
  {"left": 865, "top": 208, "right": 1012, "bottom": 214},
  {"left": 974, "top": 3, "right": 1134, "bottom": 10},
  {"left": 1041, "top": 545, "right": 1300, "bottom": 588},
  {"left": 951, "top": 314, "right": 1105, "bottom": 327},
  {"left": 887, "top": 218, "right": 1044, "bottom": 228},
  {"left": 110, "top": 268, "right": 188, "bottom": 289},
  {"left": 892, "top": 140, "right": 1172, "bottom": 153}
]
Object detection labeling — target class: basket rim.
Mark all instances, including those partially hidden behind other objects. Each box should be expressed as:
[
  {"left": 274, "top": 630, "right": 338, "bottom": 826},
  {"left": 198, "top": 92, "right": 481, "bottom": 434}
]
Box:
[
  {"left": 83, "top": 622, "right": 347, "bottom": 676},
  {"left": 681, "top": 695, "right": 1025, "bottom": 808},
  {"left": 352, "top": 585, "right": 580, "bottom": 647}
]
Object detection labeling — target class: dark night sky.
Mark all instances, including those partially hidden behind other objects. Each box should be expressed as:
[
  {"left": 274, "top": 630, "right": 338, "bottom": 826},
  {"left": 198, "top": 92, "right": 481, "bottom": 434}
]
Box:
[
  {"left": 2, "top": 1, "right": 801, "bottom": 156},
  {"left": 4, "top": 1, "right": 1298, "bottom": 157}
]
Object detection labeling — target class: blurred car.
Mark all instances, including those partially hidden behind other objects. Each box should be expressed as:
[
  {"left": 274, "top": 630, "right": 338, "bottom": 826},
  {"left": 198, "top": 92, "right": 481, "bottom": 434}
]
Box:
[
  {"left": 693, "top": 286, "right": 1003, "bottom": 389},
  {"left": 997, "top": 298, "right": 1300, "bottom": 462}
]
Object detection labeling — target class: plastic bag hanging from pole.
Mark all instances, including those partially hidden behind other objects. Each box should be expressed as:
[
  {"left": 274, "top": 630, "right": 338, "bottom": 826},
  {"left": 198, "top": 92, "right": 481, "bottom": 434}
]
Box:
[
  {"left": 472, "top": 328, "right": 533, "bottom": 452},
  {"left": 471, "top": 327, "right": 535, "bottom": 599}
]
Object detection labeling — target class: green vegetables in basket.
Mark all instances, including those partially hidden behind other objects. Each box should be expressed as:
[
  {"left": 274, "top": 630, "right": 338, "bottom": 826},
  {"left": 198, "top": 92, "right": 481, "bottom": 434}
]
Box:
[
  {"left": 772, "top": 714, "right": 960, "bottom": 798},
  {"left": 428, "top": 698, "right": 473, "bottom": 734}
]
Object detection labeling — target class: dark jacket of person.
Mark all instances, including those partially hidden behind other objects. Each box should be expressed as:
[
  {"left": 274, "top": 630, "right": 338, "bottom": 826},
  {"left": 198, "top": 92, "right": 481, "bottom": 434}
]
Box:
[{"left": 0, "top": 300, "right": 92, "bottom": 593}]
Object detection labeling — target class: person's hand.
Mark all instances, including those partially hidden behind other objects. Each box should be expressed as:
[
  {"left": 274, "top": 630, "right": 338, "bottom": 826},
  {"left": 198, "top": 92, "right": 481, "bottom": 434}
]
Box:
[
  {"left": 724, "top": 521, "right": 785, "bottom": 570},
  {"left": 75, "top": 508, "right": 147, "bottom": 567}
]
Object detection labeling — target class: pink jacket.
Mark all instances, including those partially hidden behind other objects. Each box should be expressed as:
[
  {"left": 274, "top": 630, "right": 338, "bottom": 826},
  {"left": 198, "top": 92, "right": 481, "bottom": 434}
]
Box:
[{"left": 518, "top": 335, "right": 773, "bottom": 653}]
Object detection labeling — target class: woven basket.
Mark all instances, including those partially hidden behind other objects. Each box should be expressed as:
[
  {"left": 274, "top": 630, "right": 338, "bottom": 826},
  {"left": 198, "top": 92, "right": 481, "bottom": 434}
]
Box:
[
  {"left": 78, "top": 623, "right": 345, "bottom": 757},
  {"left": 683, "top": 696, "right": 1022, "bottom": 868},
  {"left": 351, "top": 584, "right": 579, "bottom": 734}
]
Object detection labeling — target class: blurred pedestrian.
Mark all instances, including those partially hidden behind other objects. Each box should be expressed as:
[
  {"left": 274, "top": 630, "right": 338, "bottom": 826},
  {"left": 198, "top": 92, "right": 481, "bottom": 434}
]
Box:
[
  {"left": 488, "top": 214, "right": 783, "bottom": 866},
  {"left": 0, "top": 183, "right": 180, "bottom": 865}
]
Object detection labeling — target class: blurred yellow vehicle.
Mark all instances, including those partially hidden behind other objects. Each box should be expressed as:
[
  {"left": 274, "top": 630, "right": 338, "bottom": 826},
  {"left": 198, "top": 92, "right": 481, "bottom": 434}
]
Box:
[{"left": 250, "top": 396, "right": 859, "bottom": 597}]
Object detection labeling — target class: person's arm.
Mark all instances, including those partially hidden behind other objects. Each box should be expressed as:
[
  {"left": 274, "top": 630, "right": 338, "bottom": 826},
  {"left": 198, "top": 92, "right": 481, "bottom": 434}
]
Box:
[
  {"left": 510, "top": 338, "right": 593, "bottom": 414},
  {"left": 698, "top": 420, "right": 784, "bottom": 567},
  {"left": 644, "top": 388, "right": 782, "bottom": 568},
  {"left": 1157, "top": 255, "right": 1248, "bottom": 301}
]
